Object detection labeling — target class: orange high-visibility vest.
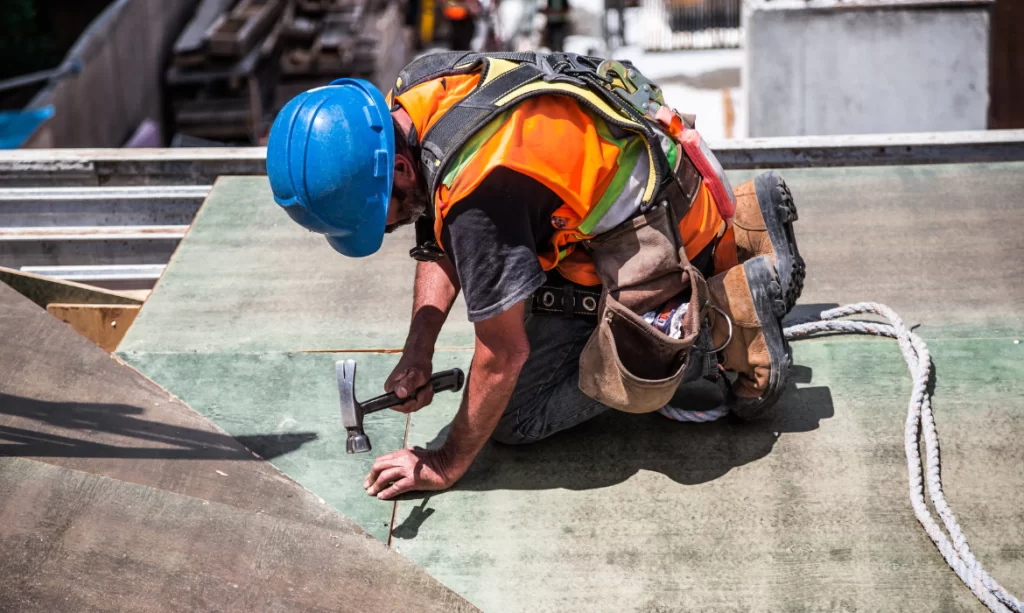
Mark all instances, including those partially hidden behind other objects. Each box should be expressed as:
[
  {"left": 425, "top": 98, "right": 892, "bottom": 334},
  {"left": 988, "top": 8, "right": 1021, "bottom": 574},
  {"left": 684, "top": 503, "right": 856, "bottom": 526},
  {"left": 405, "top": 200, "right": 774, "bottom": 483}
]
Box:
[{"left": 389, "top": 53, "right": 731, "bottom": 285}]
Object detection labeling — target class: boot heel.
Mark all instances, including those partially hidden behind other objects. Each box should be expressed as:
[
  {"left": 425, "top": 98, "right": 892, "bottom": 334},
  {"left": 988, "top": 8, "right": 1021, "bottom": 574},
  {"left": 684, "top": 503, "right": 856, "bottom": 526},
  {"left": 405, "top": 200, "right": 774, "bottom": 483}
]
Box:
[{"left": 731, "top": 256, "right": 792, "bottom": 419}]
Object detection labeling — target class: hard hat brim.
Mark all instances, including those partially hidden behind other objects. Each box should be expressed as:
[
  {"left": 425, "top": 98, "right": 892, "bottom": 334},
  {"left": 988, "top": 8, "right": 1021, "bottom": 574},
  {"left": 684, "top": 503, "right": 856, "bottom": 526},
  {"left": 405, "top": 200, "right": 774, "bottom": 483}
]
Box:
[{"left": 323, "top": 199, "right": 387, "bottom": 257}]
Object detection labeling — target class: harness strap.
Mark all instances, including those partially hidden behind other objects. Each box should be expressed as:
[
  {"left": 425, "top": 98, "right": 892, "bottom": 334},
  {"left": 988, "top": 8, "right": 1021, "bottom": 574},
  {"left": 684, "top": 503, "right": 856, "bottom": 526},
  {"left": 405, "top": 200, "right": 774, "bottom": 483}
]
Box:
[
  {"left": 395, "top": 51, "right": 541, "bottom": 94},
  {"left": 419, "top": 61, "right": 545, "bottom": 196}
]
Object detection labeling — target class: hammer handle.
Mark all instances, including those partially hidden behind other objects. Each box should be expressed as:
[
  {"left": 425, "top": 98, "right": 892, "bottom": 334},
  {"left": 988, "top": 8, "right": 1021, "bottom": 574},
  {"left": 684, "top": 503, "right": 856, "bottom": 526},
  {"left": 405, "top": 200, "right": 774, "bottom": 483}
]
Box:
[{"left": 361, "top": 368, "right": 465, "bottom": 415}]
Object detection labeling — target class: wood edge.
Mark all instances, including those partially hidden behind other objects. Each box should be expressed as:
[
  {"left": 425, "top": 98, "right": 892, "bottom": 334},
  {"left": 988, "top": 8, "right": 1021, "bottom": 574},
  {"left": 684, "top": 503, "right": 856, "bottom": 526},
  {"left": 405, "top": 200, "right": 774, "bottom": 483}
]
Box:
[{"left": 0, "top": 265, "right": 144, "bottom": 305}]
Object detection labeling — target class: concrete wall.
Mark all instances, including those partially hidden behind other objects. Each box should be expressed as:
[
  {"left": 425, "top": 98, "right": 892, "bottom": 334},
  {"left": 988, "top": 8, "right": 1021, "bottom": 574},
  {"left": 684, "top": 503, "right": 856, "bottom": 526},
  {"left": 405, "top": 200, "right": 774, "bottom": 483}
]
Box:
[
  {"left": 745, "top": 4, "right": 990, "bottom": 137},
  {"left": 27, "top": 0, "right": 199, "bottom": 148}
]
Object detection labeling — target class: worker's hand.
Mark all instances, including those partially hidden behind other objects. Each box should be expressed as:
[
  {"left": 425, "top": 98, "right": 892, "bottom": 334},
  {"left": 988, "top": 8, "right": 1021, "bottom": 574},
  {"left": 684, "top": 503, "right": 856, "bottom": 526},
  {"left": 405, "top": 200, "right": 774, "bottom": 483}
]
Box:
[
  {"left": 363, "top": 447, "right": 460, "bottom": 500},
  {"left": 385, "top": 353, "right": 434, "bottom": 413}
]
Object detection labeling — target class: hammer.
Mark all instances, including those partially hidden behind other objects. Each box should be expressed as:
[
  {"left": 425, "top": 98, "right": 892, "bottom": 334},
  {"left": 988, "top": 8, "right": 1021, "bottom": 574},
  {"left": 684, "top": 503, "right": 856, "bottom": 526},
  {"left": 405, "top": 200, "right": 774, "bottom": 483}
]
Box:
[{"left": 336, "top": 359, "right": 465, "bottom": 454}]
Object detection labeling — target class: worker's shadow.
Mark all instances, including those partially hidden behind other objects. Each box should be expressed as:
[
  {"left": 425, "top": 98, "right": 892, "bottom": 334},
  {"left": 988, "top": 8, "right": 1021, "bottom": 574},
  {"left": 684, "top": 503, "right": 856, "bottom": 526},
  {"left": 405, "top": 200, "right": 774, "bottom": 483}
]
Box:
[{"left": 412, "top": 363, "right": 833, "bottom": 494}]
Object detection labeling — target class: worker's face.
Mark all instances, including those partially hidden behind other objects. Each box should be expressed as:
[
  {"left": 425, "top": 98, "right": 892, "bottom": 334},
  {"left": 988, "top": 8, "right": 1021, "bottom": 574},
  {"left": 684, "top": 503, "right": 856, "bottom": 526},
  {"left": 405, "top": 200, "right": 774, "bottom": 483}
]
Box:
[{"left": 385, "top": 152, "right": 428, "bottom": 233}]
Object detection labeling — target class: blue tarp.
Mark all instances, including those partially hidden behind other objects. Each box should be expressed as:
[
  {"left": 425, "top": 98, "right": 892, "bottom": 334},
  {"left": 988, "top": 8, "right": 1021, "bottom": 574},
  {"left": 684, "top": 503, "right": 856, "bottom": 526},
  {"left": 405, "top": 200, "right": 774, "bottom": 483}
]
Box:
[{"left": 0, "top": 106, "right": 55, "bottom": 149}]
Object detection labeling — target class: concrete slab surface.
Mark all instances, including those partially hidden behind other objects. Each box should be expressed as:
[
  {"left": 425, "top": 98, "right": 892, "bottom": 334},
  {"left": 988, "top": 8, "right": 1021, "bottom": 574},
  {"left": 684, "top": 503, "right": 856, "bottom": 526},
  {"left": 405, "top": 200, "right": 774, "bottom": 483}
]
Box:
[
  {"left": 116, "top": 176, "right": 473, "bottom": 355},
  {"left": 112, "top": 162, "right": 1024, "bottom": 611},
  {"left": 395, "top": 339, "right": 1024, "bottom": 613},
  {"left": 0, "top": 282, "right": 478, "bottom": 612}
]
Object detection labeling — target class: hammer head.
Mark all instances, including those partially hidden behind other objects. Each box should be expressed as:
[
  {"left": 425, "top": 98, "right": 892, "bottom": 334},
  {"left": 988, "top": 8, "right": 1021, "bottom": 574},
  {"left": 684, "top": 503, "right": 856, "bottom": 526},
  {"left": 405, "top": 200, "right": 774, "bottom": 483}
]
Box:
[{"left": 336, "top": 360, "right": 371, "bottom": 454}]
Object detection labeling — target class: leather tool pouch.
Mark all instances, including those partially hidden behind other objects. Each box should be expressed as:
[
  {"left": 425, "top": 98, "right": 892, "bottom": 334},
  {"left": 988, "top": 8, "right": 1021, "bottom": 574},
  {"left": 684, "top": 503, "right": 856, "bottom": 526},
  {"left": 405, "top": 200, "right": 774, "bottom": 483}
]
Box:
[{"left": 578, "top": 195, "right": 709, "bottom": 414}]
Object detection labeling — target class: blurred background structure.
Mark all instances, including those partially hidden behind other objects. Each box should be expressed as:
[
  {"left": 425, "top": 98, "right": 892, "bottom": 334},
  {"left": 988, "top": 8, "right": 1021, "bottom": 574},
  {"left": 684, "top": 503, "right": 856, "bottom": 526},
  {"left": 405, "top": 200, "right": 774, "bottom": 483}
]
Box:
[{"left": 0, "top": 0, "right": 1018, "bottom": 148}]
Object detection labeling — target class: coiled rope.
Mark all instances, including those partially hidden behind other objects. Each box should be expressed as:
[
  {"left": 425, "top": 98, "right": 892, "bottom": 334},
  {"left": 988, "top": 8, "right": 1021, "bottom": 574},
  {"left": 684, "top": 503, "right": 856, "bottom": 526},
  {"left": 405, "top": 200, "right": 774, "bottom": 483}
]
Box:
[{"left": 661, "top": 302, "right": 1022, "bottom": 613}]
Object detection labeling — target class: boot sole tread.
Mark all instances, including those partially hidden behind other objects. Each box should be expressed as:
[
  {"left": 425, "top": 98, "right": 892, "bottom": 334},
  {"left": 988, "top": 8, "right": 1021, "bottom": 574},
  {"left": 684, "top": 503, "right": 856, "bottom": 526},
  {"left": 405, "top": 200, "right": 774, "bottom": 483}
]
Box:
[{"left": 754, "top": 171, "right": 805, "bottom": 313}]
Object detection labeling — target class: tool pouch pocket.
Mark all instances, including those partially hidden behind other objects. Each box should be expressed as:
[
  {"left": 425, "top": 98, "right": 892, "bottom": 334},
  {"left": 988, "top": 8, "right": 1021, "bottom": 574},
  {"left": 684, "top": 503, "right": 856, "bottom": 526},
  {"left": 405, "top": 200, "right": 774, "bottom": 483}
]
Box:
[{"left": 578, "top": 202, "right": 709, "bottom": 413}]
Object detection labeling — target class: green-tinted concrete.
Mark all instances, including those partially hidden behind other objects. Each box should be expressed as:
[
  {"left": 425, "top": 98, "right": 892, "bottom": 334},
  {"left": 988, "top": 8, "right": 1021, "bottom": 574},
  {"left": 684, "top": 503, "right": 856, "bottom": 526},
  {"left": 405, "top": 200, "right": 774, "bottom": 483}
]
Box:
[
  {"left": 117, "top": 177, "right": 474, "bottom": 354},
  {"left": 119, "top": 349, "right": 472, "bottom": 541},
  {"left": 394, "top": 338, "right": 1024, "bottom": 613}
]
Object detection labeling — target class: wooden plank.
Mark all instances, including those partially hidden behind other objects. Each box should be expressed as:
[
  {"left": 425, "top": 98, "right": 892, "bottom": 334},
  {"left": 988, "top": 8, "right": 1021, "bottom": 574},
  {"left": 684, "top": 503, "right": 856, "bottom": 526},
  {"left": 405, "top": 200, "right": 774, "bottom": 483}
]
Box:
[
  {"left": 0, "top": 282, "right": 329, "bottom": 523},
  {"left": 173, "top": 0, "right": 238, "bottom": 56},
  {"left": 0, "top": 266, "right": 142, "bottom": 309},
  {"left": 46, "top": 303, "right": 141, "bottom": 352},
  {"left": 206, "top": 0, "right": 285, "bottom": 58}
]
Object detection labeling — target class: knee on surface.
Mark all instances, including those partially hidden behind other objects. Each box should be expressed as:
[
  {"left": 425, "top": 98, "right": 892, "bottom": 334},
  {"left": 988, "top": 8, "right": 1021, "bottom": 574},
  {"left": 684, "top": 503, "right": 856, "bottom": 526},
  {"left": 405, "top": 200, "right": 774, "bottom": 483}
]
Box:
[{"left": 489, "top": 422, "right": 539, "bottom": 445}]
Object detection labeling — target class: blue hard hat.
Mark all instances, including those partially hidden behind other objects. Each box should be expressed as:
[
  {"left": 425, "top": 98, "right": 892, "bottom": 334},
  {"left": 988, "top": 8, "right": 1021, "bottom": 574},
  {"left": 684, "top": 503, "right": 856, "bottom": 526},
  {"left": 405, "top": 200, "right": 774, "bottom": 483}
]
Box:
[{"left": 266, "top": 78, "right": 394, "bottom": 257}]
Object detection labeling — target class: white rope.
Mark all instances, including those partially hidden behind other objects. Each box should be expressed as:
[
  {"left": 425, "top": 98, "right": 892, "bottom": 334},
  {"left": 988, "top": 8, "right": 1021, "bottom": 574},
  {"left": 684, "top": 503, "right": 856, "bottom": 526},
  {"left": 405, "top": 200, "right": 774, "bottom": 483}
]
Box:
[
  {"left": 658, "top": 403, "right": 729, "bottom": 423},
  {"left": 786, "top": 303, "right": 1022, "bottom": 613},
  {"left": 657, "top": 301, "right": 1021, "bottom": 612}
]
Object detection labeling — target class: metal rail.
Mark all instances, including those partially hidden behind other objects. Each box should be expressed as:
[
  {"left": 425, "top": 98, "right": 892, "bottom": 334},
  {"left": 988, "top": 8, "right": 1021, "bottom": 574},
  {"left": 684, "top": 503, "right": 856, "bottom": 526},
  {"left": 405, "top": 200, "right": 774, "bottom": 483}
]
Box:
[
  {"left": 0, "top": 186, "right": 208, "bottom": 226},
  {"left": 713, "top": 130, "right": 1024, "bottom": 169},
  {"left": 0, "top": 185, "right": 204, "bottom": 286},
  {"left": 18, "top": 264, "right": 166, "bottom": 291}
]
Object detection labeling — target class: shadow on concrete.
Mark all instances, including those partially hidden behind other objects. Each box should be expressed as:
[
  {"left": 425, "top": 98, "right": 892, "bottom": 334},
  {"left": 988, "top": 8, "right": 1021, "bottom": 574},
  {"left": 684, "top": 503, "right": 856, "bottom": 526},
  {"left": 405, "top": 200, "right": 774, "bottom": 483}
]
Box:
[
  {"left": 408, "top": 364, "right": 833, "bottom": 495},
  {"left": 392, "top": 497, "right": 437, "bottom": 540},
  {"left": 0, "top": 393, "right": 317, "bottom": 461},
  {"left": 783, "top": 302, "right": 841, "bottom": 326}
]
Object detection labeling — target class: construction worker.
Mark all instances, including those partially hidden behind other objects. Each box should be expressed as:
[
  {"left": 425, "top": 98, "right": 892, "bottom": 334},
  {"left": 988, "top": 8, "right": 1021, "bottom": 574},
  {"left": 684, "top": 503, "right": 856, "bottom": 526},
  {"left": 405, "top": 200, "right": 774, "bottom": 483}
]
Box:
[{"left": 266, "top": 52, "right": 805, "bottom": 500}]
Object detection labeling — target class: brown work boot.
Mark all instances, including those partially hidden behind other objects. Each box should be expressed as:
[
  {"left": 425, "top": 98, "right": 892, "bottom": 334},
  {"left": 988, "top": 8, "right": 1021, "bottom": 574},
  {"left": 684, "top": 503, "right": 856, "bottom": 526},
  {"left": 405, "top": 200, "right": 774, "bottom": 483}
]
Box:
[
  {"left": 707, "top": 255, "right": 791, "bottom": 420},
  {"left": 732, "top": 171, "right": 805, "bottom": 313}
]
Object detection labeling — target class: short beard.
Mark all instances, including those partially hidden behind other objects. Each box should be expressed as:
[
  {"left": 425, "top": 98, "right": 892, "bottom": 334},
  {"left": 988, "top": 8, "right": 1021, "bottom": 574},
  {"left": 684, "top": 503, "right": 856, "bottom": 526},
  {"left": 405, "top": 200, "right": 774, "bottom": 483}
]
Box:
[{"left": 385, "top": 183, "right": 429, "bottom": 234}]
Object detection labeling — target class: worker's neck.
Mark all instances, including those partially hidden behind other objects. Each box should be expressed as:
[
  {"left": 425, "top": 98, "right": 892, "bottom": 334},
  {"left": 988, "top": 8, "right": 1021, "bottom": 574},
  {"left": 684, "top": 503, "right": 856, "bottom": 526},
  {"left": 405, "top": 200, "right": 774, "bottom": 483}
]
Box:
[{"left": 392, "top": 107, "right": 414, "bottom": 140}]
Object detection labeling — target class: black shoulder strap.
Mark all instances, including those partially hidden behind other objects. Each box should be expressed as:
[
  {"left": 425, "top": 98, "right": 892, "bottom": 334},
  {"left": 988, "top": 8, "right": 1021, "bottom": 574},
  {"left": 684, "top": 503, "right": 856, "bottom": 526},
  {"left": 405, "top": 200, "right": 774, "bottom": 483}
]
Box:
[
  {"left": 394, "top": 51, "right": 541, "bottom": 96},
  {"left": 394, "top": 52, "right": 477, "bottom": 95},
  {"left": 419, "top": 60, "right": 545, "bottom": 194}
]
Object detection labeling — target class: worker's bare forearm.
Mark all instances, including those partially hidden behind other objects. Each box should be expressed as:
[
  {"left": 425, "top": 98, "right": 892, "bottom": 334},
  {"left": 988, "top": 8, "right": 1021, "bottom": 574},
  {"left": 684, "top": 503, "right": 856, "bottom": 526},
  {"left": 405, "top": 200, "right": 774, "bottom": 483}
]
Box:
[
  {"left": 440, "top": 340, "right": 528, "bottom": 477},
  {"left": 438, "top": 302, "right": 530, "bottom": 479},
  {"left": 405, "top": 257, "right": 461, "bottom": 356}
]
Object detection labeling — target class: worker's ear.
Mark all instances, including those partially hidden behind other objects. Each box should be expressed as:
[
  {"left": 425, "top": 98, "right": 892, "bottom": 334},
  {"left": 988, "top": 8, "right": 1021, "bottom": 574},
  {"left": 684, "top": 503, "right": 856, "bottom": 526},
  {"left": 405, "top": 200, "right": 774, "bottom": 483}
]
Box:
[{"left": 394, "top": 152, "right": 416, "bottom": 186}]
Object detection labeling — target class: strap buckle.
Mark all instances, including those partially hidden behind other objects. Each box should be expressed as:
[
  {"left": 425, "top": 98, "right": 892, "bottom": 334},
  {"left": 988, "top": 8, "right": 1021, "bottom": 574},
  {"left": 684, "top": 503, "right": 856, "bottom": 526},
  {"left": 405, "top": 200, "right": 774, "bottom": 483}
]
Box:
[
  {"left": 410, "top": 216, "right": 445, "bottom": 262},
  {"left": 596, "top": 60, "right": 665, "bottom": 115}
]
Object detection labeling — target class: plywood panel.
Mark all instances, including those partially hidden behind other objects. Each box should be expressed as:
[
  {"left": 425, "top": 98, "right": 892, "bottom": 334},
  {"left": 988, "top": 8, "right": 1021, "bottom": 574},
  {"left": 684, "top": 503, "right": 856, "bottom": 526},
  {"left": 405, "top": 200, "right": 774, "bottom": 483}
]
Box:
[{"left": 46, "top": 303, "right": 140, "bottom": 351}]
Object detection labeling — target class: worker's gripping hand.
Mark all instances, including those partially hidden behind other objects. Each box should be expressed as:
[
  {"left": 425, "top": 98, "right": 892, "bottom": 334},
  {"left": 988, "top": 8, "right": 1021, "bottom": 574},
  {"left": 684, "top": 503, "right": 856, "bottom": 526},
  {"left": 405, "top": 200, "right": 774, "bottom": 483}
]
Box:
[
  {"left": 385, "top": 353, "right": 435, "bottom": 413},
  {"left": 363, "top": 447, "right": 459, "bottom": 500}
]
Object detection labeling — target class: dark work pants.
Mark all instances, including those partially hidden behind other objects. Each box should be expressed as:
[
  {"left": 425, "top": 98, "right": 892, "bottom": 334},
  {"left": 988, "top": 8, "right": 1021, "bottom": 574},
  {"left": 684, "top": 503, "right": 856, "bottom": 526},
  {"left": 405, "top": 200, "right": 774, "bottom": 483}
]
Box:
[{"left": 491, "top": 312, "right": 608, "bottom": 444}]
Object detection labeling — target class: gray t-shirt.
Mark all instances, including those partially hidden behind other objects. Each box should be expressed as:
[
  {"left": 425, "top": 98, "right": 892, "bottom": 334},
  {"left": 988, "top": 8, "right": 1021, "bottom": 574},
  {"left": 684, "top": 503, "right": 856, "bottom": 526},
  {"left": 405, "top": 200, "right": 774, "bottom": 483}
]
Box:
[{"left": 440, "top": 167, "right": 562, "bottom": 322}]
